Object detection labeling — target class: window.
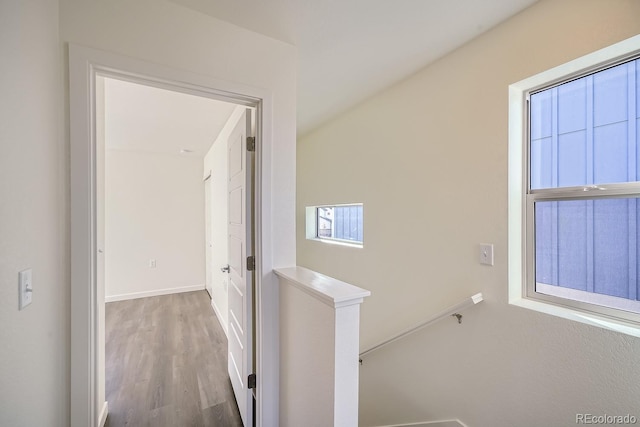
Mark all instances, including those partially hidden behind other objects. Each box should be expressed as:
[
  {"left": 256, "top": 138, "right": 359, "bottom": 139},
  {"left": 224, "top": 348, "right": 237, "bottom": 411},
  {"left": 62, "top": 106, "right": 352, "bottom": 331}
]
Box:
[
  {"left": 509, "top": 35, "right": 640, "bottom": 336},
  {"left": 306, "top": 203, "right": 363, "bottom": 247}
]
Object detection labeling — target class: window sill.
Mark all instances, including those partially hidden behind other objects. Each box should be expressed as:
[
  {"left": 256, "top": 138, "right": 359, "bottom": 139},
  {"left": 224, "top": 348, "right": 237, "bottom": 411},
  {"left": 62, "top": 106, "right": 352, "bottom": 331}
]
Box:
[
  {"left": 509, "top": 293, "right": 640, "bottom": 338},
  {"left": 307, "top": 237, "right": 363, "bottom": 249}
]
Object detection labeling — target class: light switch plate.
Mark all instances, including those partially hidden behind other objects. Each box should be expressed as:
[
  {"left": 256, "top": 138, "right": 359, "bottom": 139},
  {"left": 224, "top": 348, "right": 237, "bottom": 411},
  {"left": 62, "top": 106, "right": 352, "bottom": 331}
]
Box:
[
  {"left": 19, "top": 269, "right": 33, "bottom": 310},
  {"left": 479, "top": 244, "right": 494, "bottom": 266}
]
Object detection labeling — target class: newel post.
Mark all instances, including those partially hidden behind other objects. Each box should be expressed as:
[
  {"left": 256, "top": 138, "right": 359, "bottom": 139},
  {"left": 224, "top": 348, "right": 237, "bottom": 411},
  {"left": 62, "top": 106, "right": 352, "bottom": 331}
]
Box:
[{"left": 275, "top": 266, "right": 371, "bottom": 427}]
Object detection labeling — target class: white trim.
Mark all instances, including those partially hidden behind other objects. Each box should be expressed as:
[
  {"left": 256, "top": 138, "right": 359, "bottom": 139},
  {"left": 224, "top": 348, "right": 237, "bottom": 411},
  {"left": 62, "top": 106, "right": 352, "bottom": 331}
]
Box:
[
  {"left": 274, "top": 266, "right": 371, "bottom": 308},
  {"left": 97, "top": 402, "right": 108, "bottom": 427},
  {"left": 105, "top": 284, "right": 205, "bottom": 303},
  {"left": 305, "top": 206, "right": 317, "bottom": 240},
  {"left": 508, "top": 34, "right": 640, "bottom": 338},
  {"left": 509, "top": 296, "right": 640, "bottom": 338},
  {"left": 69, "top": 43, "right": 98, "bottom": 427},
  {"left": 308, "top": 237, "right": 363, "bottom": 248},
  {"left": 511, "top": 35, "right": 640, "bottom": 95},
  {"left": 211, "top": 297, "right": 229, "bottom": 338},
  {"left": 537, "top": 283, "right": 640, "bottom": 315},
  {"left": 69, "top": 44, "right": 278, "bottom": 427},
  {"left": 370, "top": 419, "right": 467, "bottom": 427}
]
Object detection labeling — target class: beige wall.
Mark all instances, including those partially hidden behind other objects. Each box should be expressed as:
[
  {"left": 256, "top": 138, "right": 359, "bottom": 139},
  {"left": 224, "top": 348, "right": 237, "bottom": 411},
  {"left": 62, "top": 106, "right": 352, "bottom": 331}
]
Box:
[
  {"left": 0, "top": 1, "right": 68, "bottom": 426},
  {"left": 105, "top": 149, "right": 205, "bottom": 300},
  {"left": 297, "top": 1, "right": 640, "bottom": 426}
]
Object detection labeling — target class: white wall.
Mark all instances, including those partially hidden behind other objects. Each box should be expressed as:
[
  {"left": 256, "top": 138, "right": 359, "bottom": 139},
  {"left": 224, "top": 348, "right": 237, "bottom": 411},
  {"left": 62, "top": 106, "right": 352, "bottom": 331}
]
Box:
[
  {"left": 280, "top": 280, "right": 336, "bottom": 426},
  {"left": 297, "top": 1, "right": 640, "bottom": 426},
  {"left": 0, "top": 1, "right": 68, "bottom": 426},
  {"left": 62, "top": 1, "right": 296, "bottom": 424},
  {"left": 105, "top": 149, "right": 205, "bottom": 300}
]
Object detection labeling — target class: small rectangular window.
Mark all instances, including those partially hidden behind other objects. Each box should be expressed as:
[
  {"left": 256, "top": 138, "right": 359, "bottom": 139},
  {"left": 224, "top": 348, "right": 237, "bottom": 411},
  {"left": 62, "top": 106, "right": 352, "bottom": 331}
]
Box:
[
  {"left": 509, "top": 35, "right": 640, "bottom": 336},
  {"left": 306, "top": 203, "right": 363, "bottom": 247}
]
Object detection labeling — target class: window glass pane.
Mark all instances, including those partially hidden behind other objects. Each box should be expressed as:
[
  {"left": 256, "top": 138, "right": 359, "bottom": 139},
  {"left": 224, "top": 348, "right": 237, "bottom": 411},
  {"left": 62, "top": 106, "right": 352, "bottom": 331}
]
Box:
[
  {"left": 530, "top": 59, "right": 638, "bottom": 189},
  {"left": 317, "top": 207, "right": 333, "bottom": 238},
  {"left": 316, "top": 205, "right": 363, "bottom": 244},
  {"left": 535, "top": 198, "right": 640, "bottom": 306}
]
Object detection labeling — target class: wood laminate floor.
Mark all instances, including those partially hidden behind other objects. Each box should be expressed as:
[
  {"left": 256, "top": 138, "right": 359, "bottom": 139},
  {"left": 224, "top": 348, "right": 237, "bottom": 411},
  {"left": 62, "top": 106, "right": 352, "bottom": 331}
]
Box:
[{"left": 104, "top": 291, "right": 243, "bottom": 427}]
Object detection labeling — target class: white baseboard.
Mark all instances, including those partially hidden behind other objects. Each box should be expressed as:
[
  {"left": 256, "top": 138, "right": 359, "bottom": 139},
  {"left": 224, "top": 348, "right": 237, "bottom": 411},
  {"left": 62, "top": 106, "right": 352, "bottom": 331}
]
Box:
[
  {"left": 211, "top": 297, "right": 229, "bottom": 339},
  {"left": 98, "top": 401, "right": 108, "bottom": 427},
  {"left": 371, "top": 420, "right": 466, "bottom": 427},
  {"left": 105, "top": 284, "right": 205, "bottom": 302}
]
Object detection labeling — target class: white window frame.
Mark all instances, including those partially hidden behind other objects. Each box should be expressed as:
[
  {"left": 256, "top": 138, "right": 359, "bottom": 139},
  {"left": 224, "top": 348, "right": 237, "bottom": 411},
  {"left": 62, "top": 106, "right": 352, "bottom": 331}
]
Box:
[
  {"left": 305, "top": 203, "right": 364, "bottom": 248},
  {"left": 508, "top": 35, "right": 640, "bottom": 337}
]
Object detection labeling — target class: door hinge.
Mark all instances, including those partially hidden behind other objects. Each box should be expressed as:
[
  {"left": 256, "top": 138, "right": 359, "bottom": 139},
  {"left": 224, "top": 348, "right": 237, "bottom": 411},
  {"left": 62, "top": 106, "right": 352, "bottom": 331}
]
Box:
[
  {"left": 247, "top": 136, "right": 256, "bottom": 152},
  {"left": 247, "top": 255, "right": 256, "bottom": 271},
  {"left": 248, "top": 373, "right": 257, "bottom": 389}
]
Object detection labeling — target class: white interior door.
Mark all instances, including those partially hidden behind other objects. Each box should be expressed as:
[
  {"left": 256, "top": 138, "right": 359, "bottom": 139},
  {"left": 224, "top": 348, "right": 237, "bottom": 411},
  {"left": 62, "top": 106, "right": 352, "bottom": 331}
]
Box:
[
  {"left": 227, "top": 109, "right": 254, "bottom": 426},
  {"left": 204, "top": 177, "right": 213, "bottom": 298}
]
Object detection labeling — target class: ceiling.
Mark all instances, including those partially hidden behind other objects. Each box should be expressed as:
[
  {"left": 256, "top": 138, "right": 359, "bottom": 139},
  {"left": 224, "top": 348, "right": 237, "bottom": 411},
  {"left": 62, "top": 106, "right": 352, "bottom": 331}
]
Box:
[
  {"left": 104, "top": 77, "right": 237, "bottom": 156},
  {"left": 168, "top": 0, "right": 539, "bottom": 135}
]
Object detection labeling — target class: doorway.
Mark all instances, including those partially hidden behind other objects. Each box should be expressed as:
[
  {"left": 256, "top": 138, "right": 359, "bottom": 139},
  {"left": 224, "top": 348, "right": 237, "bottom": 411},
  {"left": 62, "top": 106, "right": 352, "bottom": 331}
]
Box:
[
  {"left": 99, "top": 74, "right": 250, "bottom": 425},
  {"left": 69, "top": 45, "right": 273, "bottom": 427}
]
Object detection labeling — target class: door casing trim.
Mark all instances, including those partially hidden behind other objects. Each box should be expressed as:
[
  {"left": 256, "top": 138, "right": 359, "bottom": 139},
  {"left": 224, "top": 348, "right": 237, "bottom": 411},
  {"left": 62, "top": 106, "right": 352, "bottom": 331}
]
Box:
[{"left": 69, "top": 44, "right": 277, "bottom": 427}]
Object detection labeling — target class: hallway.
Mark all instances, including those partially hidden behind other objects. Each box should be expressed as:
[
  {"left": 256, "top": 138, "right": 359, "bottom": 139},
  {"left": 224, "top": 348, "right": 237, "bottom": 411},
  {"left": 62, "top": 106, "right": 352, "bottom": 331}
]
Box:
[{"left": 104, "top": 291, "right": 242, "bottom": 427}]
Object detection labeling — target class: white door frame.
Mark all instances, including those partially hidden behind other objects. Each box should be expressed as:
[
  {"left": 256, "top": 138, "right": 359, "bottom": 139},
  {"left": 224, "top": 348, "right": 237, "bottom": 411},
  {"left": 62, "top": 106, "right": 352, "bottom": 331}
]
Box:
[
  {"left": 204, "top": 175, "right": 213, "bottom": 298},
  {"left": 69, "top": 44, "right": 277, "bottom": 427}
]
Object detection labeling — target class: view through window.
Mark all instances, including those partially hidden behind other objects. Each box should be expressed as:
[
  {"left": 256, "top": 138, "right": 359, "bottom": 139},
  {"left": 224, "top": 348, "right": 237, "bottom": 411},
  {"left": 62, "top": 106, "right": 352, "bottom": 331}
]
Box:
[
  {"left": 316, "top": 204, "right": 363, "bottom": 244},
  {"left": 527, "top": 56, "right": 640, "bottom": 318}
]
